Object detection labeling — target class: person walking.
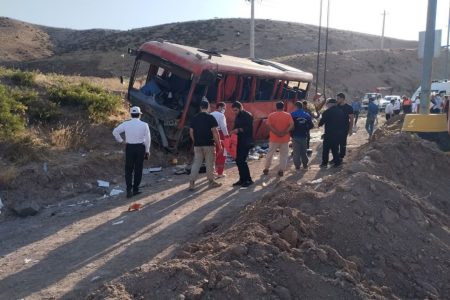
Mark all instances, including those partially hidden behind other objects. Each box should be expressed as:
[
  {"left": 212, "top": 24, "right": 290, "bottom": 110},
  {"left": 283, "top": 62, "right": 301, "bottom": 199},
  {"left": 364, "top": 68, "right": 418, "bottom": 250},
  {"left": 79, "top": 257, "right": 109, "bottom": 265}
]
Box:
[
  {"left": 113, "top": 106, "right": 151, "bottom": 198},
  {"left": 413, "top": 95, "right": 420, "bottom": 113},
  {"left": 291, "top": 101, "right": 313, "bottom": 170},
  {"left": 393, "top": 97, "right": 401, "bottom": 115},
  {"left": 188, "top": 99, "right": 222, "bottom": 190},
  {"left": 210, "top": 102, "right": 229, "bottom": 178},
  {"left": 385, "top": 99, "right": 394, "bottom": 121},
  {"left": 302, "top": 100, "right": 315, "bottom": 151},
  {"left": 230, "top": 101, "right": 254, "bottom": 187},
  {"left": 336, "top": 93, "right": 354, "bottom": 161},
  {"left": 430, "top": 93, "right": 443, "bottom": 113},
  {"left": 263, "top": 101, "right": 294, "bottom": 176},
  {"left": 319, "top": 98, "right": 346, "bottom": 168},
  {"left": 365, "top": 97, "right": 379, "bottom": 139},
  {"left": 351, "top": 97, "right": 361, "bottom": 127},
  {"left": 402, "top": 95, "right": 412, "bottom": 114}
]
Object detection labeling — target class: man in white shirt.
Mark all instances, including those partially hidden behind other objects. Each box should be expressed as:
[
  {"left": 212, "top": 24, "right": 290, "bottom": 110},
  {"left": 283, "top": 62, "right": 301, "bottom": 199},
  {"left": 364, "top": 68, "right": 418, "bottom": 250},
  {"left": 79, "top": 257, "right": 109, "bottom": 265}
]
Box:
[
  {"left": 431, "top": 93, "right": 443, "bottom": 113},
  {"left": 393, "top": 99, "right": 401, "bottom": 115},
  {"left": 210, "top": 102, "right": 229, "bottom": 177},
  {"left": 385, "top": 99, "right": 394, "bottom": 121},
  {"left": 113, "top": 106, "right": 151, "bottom": 198}
]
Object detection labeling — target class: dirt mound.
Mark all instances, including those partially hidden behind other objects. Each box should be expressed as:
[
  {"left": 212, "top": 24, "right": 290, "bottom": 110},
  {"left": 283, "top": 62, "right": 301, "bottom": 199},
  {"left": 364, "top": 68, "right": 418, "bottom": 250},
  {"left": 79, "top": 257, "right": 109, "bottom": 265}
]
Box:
[{"left": 88, "top": 126, "right": 450, "bottom": 299}]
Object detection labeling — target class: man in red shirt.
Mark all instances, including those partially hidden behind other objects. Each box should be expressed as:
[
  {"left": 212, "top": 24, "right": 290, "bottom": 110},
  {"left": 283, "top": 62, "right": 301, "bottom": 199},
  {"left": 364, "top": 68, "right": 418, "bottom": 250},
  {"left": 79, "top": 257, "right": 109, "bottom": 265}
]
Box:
[{"left": 263, "top": 101, "right": 294, "bottom": 176}]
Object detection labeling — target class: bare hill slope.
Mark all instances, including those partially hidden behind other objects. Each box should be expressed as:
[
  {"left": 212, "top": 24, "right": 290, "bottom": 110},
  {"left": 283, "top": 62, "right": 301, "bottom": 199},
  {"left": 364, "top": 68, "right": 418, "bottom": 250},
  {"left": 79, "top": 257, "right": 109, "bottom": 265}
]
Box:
[{"left": 1, "top": 17, "right": 416, "bottom": 65}]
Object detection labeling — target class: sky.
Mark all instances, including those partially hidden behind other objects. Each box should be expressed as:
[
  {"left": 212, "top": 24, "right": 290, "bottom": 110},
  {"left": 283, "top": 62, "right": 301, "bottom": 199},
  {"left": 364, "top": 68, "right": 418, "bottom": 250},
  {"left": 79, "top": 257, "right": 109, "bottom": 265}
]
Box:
[{"left": 1, "top": 0, "right": 450, "bottom": 42}]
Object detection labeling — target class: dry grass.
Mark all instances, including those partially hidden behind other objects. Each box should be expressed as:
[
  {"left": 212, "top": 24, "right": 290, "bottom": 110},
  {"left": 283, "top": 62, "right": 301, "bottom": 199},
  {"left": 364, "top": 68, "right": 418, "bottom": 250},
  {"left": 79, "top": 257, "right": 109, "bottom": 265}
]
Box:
[
  {"left": 0, "top": 166, "right": 19, "bottom": 189},
  {"left": 50, "top": 121, "right": 87, "bottom": 150}
]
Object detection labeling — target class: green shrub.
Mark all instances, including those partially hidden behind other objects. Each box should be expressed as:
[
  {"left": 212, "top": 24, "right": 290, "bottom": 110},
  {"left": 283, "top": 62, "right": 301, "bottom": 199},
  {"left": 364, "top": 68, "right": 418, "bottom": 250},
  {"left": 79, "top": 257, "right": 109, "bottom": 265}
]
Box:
[
  {"left": 9, "top": 70, "right": 36, "bottom": 87},
  {"left": 48, "top": 82, "right": 122, "bottom": 122},
  {"left": 0, "top": 85, "right": 27, "bottom": 137},
  {"left": 10, "top": 89, "right": 60, "bottom": 124}
]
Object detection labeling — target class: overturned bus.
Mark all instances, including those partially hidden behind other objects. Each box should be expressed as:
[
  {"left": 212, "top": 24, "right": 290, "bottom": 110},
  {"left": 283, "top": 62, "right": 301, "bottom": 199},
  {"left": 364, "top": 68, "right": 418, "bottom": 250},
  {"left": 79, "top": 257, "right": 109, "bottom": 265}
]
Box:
[{"left": 127, "top": 41, "right": 313, "bottom": 151}]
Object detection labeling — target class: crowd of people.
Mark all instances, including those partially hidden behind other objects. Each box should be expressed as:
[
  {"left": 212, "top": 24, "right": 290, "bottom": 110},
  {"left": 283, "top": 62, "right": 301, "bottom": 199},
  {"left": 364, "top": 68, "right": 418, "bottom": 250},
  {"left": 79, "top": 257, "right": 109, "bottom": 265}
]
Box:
[
  {"left": 185, "top": 92, "right": 357, "bottom": 189},
  {"left": 112, "top": 90, "right": 450, "bottom": 196}
]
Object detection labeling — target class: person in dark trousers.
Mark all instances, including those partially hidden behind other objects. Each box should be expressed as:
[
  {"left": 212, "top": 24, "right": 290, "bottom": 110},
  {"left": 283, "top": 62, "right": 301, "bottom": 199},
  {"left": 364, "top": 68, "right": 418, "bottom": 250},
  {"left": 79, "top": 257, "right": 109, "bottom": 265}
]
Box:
[
  {"left": 302, "top": 100, "right": 318, "bottom": 153},
  {"left": 113, "top": 106, "right": 151, "bottom": 198},
  {"left": 189, "top": 99, "right": 222, "bottom": 191},
  {"left": 336, "top": 93, "right": 354, "bottom": 161},
  {"left": 230, "top": 101, "right": 254, "bottom": 187},
  {"left": 291, "top": 101, "right": 314, "bottom": 170},
  {"left": 366, "top": 97, "right": 379, "bottom": 139},
  {"left": 351, "top": 97, "right": 361, "bottom": 127},
  {"left": 319, "top": 98, "right": 346, "bottom": 168}
]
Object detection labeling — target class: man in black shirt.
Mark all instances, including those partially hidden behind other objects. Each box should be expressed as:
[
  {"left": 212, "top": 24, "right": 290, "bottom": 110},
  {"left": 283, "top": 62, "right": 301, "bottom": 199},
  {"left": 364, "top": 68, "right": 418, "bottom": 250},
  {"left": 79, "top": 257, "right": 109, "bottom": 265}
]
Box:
[
  {"left": 189, "top": 99, "right": 222, "bottom": 190},
  {"left": 319, "top": 98, "right": 346, "bottom": 167},
  {"left": 230, "top": 101, "right": 254, "bottom": 187},
  {"left": 336, "top": 92, "right": 354, "bottom": 160}
]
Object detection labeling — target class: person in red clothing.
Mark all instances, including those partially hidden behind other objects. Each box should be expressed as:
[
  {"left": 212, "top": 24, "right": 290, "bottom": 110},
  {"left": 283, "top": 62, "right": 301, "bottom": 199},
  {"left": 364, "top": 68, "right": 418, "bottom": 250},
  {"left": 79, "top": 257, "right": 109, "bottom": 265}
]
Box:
[
  {"left": 210, "top": 102, "right": 229, "bottom": 177},
  {"left": 263, "top": 101, "right": 294, "bottom": 176},
  {"left": 402, "top": 95, "right": 412, "bottom": 114}
]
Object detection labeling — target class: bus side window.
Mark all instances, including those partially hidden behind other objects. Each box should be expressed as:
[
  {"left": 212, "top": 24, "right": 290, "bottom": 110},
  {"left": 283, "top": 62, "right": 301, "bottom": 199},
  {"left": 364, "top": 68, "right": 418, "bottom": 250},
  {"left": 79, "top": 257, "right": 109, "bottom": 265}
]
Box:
[
  {"left": 224, "top": 75, "right": 238, "bottom": 102},
  {"left": 255, "top": 78, "right": 275, "bottom": 101},
  {"left": 240, "top": 76, "right": 253, "bottom": 102}
]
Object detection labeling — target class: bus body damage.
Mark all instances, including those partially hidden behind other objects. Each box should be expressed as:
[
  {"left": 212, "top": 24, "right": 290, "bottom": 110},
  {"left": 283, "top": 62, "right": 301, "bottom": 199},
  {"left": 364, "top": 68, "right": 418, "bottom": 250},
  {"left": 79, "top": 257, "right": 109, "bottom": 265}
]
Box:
[{"left": 127, "top": 41, "right": 313, "bottom": 151}]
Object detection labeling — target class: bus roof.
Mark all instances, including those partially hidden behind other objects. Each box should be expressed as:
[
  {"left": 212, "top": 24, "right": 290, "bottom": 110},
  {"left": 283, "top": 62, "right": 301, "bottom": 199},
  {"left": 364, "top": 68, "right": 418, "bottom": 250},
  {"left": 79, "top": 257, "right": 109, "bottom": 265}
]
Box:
[{"left": 138, "top": 41, "right": 313, "bottom": 82}]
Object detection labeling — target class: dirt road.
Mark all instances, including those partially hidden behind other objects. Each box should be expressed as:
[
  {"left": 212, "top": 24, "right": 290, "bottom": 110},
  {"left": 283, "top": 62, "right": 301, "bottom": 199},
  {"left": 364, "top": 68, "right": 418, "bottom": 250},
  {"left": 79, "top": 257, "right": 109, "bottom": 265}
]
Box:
[{"left": 0, "top": 121, "right": 371, "bottom": 299}]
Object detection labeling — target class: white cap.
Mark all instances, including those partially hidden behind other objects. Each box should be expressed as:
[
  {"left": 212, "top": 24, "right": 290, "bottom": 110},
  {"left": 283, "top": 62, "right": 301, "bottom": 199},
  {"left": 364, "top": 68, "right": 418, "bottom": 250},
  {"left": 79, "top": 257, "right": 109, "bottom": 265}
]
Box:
[{"left": 130, "top": 106, "right": 142, "bottom": 114}]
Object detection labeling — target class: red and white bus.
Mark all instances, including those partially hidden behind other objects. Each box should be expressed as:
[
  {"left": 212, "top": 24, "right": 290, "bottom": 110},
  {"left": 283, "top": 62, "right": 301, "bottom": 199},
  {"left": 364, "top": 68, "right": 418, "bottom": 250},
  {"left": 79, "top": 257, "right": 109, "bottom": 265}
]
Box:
[{"left": 127, "top": 41, "right": 313, "bottom": 150}]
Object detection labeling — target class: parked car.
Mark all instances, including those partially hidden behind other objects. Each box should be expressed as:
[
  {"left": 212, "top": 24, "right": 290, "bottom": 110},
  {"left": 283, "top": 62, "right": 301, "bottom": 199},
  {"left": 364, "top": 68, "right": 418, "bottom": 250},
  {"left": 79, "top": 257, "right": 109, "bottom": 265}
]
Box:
[
  {"left": 361, "top": 92, "right": 382, "bottom": 110},
  {"left": 381, "top": 95, "right": 401, "bottom": 110}
]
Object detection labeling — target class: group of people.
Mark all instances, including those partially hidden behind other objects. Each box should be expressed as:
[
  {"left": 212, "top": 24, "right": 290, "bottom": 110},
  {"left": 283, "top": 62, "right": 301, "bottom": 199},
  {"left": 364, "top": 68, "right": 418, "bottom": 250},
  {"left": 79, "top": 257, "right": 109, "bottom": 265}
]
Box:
[
  {"left": 187, "top": 93, "right": 356, "bottom": 187},
  {"left": 111, "top": 92, "right": 357, "bottom": 196}
]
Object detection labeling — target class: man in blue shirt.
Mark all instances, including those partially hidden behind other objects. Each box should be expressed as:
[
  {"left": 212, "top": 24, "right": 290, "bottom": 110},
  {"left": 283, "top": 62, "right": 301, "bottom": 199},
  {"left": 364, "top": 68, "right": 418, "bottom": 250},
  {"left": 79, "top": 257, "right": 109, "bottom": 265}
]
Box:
[
  {"left": 365, "top": 97, "right": 379, "bottom": 139},
  {"left": 351, "top": 98, "right": 361, "bottom": 127},
  {"left": 291, "top": 101, "right": 314, "bottom": 170}
]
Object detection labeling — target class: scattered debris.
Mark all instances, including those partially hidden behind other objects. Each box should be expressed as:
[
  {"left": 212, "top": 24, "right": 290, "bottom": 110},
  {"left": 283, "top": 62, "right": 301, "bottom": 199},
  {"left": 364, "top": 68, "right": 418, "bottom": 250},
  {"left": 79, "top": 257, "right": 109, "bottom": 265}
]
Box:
[
  {"left": 143, "top": 167, "right": 163, "bottom": 174},
  {"left": 310, "top": 178, "right": 323, "bottom": 184},
  {"left": 109, "top": 189, "right": 124, "bottom": 196},
  {"left": 128, "top": 203, "right": 142, "bottom": 212},
  {"left": 97, "top": 180, "right": 110, "bottom": 188}
]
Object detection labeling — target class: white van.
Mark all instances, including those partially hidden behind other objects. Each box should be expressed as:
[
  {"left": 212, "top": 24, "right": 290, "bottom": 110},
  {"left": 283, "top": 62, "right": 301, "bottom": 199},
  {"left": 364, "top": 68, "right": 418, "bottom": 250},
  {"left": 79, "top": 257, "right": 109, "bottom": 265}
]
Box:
[{"left": 411, "top": 79, "right": 450, "bottom": 101}]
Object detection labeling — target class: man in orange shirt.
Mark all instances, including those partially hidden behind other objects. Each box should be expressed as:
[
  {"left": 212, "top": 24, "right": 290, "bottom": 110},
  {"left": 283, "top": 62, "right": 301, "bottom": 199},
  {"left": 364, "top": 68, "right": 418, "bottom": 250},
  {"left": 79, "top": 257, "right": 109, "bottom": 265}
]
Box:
[{"left": 263, "top": 101, "right": 294, "bottom": 176}]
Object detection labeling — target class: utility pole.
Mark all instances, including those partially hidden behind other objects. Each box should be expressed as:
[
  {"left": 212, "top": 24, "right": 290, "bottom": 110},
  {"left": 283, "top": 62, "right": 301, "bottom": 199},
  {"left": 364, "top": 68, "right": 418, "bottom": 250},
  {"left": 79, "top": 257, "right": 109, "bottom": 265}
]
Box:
[
  {"left": 446, "top": 0, "right": 450, "bottom": 79},
  {"left": 323, "top": 0, "right": 330, "bottom": 98},
  {"left": 381, "top": 10, "right": 386, "bottom": 50},
  {"left": 250, "top": 0, "right": 255, "bottom": 58},
  {"left": 315, "top": 0, "right": 323, "bottom": 95},
  {"left": 420, "top": 0, "right": 437, "bottom": 115}
]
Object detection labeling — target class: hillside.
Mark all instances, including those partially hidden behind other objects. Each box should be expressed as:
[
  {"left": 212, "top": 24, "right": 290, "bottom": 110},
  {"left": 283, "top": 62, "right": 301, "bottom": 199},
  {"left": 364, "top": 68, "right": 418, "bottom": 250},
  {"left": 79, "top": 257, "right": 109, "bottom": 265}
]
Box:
[{"left": 1, "top": 17, "right": 419, "bottom": 91}]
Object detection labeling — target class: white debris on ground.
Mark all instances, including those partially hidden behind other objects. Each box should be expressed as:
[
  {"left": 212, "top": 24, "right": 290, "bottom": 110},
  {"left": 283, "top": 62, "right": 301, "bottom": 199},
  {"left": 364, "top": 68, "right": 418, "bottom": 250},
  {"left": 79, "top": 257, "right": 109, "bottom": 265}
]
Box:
[{"left": 97, "top": 180, "right": 110, "bottom": 188}]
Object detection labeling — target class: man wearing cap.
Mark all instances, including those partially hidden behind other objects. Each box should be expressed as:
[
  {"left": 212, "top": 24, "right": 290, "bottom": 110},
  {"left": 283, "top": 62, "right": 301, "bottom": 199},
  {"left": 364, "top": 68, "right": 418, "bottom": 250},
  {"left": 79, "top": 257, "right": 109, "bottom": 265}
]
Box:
[
  {"left": 318, "top": 98, "right": 346, "bottom": 168},
  {"left": 189, "top": 99, "right": 222, "bottom": 190},
  {"left": 113, "top": 106, "right": 151, "bottom": 198}
]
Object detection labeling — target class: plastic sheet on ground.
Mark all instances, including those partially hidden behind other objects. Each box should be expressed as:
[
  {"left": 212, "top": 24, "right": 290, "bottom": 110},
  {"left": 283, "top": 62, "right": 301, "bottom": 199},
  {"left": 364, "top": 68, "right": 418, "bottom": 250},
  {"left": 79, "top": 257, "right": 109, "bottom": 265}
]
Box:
[
  {"left": 97, "top": 180, "right": 110, "bottom": 188},
  {"left": 143, "top": 167, "right": 162, "bottom": 174},
  {"left": 110, "top": 189, "right": 124, "bottom": 196}
]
